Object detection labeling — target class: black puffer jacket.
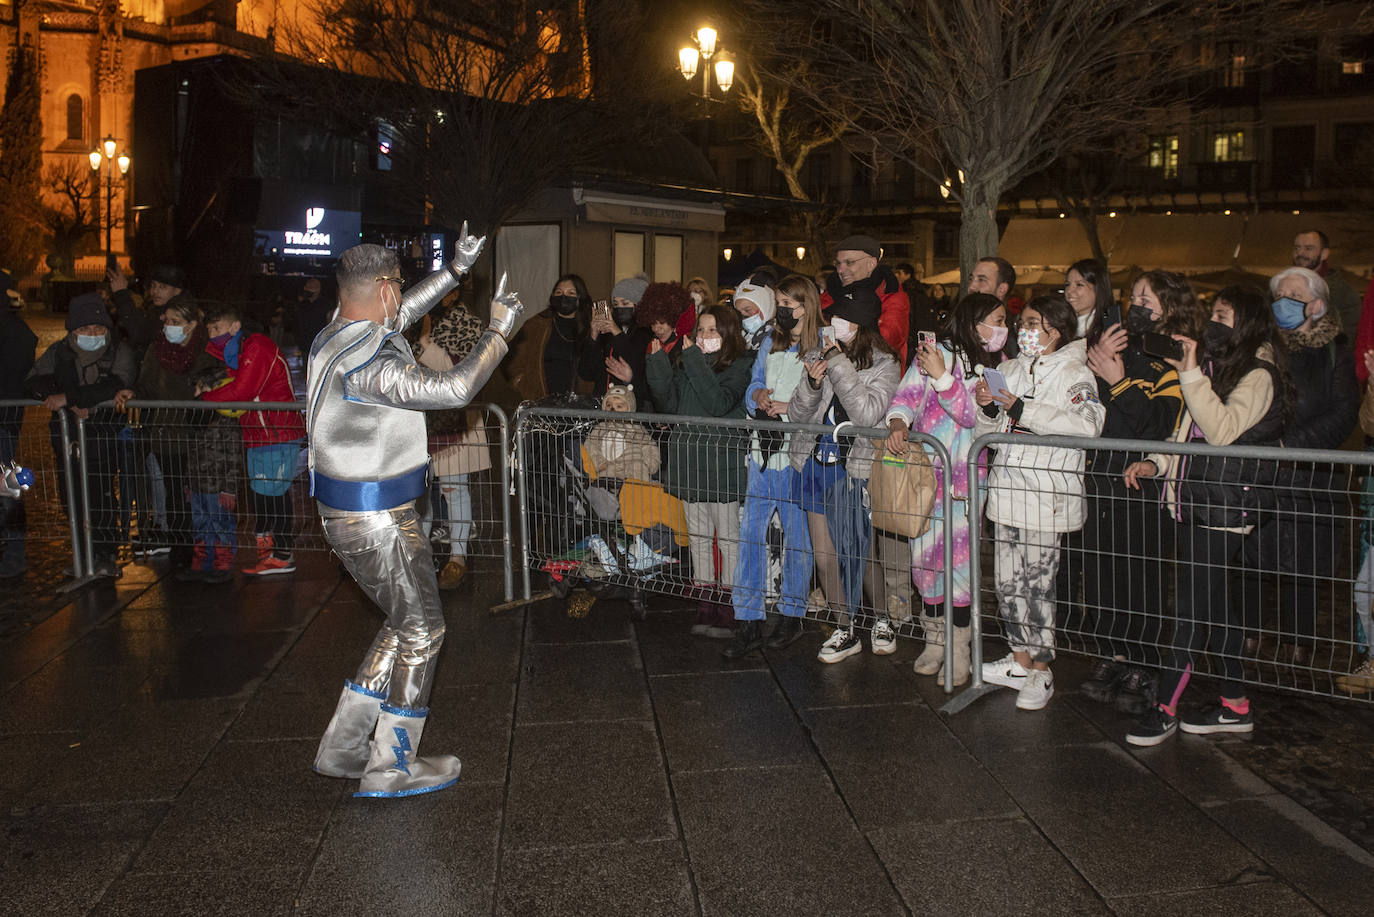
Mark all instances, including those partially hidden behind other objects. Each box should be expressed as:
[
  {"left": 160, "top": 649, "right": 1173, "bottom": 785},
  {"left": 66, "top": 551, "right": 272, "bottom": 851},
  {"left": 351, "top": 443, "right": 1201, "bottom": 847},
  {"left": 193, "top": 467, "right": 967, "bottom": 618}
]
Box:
[{"left": 1276, "top": 319, "right": 1358, "bottom": 513}]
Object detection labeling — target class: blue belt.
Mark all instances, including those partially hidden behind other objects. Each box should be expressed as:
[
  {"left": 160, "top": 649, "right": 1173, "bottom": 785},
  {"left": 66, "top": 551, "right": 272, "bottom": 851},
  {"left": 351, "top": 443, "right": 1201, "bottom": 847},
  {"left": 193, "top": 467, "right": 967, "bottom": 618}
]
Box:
[{"left": 311, "top": 464, "right": 428, "bottom": 512}]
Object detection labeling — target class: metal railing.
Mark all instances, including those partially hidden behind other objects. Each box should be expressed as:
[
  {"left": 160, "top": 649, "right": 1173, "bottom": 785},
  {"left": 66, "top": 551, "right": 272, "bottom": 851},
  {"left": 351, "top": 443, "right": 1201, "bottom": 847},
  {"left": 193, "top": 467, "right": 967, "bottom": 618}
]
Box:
[{"left": 1, "top": 398, "right": 514, "bottom": 600}]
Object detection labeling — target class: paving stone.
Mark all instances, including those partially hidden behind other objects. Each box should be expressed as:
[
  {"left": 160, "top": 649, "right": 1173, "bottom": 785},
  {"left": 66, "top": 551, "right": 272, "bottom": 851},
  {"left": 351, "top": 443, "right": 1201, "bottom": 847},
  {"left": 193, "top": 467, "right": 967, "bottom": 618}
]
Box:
[
  {"left": 496, "top": 839, "right": 695, "bottom": 917},
  {"left": 429, "top": 605, "right": 525, "bottom": 687},
  {"left": 983, "top": 741, "right": 1266, "bottom": 898},
  {"left": 287, "top": 599, "right": 390, "bottom": 660},
  {"left": 20, "top": 698, "right": 238, "bottom": 807},
  {"left": 410, "top": 683, "right": 516, "bottom": 786},
  {"left": 1106, "top": 879, "right": 1323, "bottom": 917},
  {"left": 1208, "top": 794, "right": 1374, "bottom": 917},
  {"left": 939, "top": 681, "right": 1106, "bottom": 755},
  {"left": 295, "top": 782, "right": 501, "bottom": 917},
  {"left": 90, "top": 867, "right": 303, "bottom": 917},
  {"left": 806, "top": 702, "right": 1019, "bottom": 829},
  {"left": 635, "top": 608, "right": 767, "bottom": 677},
  {"left": 525, "top": 593, "right": 635, "bottom": 644},
  {"left": 0, "top": 801, "right": 167, "bottom": 915},
  {"left": 0, "top": 659, "right": 149, "bottom": 734},
  {"left": 503, "top": 720, "right": 675, "bottom": 849},
  {"left": 517, "top": 640, "right": 651, "bottom": 724},
  {"left": 869, "top": 816, "right": 1109, "bottom": 916},
  {"left": 650, "top": 670, "right": 813, "bottom": 773},
  {"left": 139, "top": 631, "right": 294, "bottom": 701},
  {"left": 0, "top": 730, "right": 82, "bottom": 814},
  {"left": 768, "top": 641, "right": 924, "bottom": 710},
  {"left": 674, "top": 764, "right": 906, "bottom": 917}
]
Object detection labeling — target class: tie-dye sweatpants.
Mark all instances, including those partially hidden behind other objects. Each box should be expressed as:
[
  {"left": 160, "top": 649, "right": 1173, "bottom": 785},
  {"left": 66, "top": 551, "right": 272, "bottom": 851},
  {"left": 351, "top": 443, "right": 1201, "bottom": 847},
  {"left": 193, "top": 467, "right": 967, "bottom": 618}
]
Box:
[{"left": 994, "top": 523, "right": 1062, "bottom": 664}]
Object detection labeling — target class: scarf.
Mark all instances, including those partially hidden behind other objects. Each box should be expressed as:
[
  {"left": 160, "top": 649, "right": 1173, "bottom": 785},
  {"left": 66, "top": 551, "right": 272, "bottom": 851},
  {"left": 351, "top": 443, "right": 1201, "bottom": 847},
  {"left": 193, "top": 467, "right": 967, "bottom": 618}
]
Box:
[
  {"left": 429, "top": 304, "right": 484, "bottom": 362},
  {"left": 154, "top": 322, "right": 209, "bottom": 374},
  {"left": 1279, "top": 312, "right": 1342, "bottom": 352},
  {"left": 824, "top": 263, "right": 900, "bottom": 306}
]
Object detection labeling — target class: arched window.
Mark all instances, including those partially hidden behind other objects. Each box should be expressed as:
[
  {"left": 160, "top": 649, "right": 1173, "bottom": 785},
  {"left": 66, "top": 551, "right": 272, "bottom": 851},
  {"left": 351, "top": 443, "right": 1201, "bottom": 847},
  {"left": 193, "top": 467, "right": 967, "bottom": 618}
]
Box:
[{"left": 66, "top": 94, "right": 83, "bottom": 142}]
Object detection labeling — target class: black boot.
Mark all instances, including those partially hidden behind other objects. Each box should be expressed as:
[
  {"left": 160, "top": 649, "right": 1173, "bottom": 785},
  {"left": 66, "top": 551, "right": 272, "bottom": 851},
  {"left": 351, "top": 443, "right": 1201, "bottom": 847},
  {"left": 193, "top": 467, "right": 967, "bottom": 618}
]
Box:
[
  {"left": 765, "top": 614, "right": 804, "bottom": 650},
  {"left": 723, "top": 619, "right": 766, "bottom": 659}
]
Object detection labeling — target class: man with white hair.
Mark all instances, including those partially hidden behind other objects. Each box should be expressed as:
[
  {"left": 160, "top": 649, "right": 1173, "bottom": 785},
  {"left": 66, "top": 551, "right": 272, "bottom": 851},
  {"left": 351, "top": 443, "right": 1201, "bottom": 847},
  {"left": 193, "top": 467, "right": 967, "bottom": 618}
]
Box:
[{"left": 308, "top": 226, "right": 527, "bottom": 798}]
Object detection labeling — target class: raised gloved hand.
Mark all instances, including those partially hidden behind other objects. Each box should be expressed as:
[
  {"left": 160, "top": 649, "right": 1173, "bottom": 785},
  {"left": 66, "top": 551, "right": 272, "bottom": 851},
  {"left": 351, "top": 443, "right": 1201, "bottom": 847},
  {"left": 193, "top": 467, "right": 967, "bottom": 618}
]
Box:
[
  {"left": 451, "top": 221, "right": 486, "bottom": 276},
  {"left": 487, "top": 272, "right": 526, "bottom": 341}
]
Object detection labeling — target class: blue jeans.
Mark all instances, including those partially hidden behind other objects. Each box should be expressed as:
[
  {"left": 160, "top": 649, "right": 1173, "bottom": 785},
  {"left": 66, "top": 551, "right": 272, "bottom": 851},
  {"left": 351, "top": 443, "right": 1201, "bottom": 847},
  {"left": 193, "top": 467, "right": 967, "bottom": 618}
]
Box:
[{"left": 732, "top": 464, "right": 810, "bottom": 621}]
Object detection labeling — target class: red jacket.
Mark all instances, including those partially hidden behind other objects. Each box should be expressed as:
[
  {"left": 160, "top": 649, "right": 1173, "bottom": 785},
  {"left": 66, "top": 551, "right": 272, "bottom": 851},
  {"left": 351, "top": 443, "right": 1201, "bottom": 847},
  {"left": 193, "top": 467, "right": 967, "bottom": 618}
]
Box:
[
  {"left": 201, "top": 332, "right": 305, "bottom": 447},
  {"left": 1353, "top": 276, "right": 1374, "bottom": 383},
  {"left": 820, "top": 269, "right": 910, "bottom": 365}
]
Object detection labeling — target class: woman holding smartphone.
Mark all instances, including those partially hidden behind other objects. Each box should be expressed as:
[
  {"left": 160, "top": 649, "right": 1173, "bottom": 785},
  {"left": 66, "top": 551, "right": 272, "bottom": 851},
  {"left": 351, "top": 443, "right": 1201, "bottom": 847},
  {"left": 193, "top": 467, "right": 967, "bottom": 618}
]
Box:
[
  {"left": 1078, "top": 271, "right": 1201, "bottom": 714},
  {"left": 975, "top": 295, "right": 1105, "bottom": 711},
  {"left": 884, "top": 292, "right": 1009, "bottom": 685},
  {"left": 789, "top": 288, "right": 901, "bottom": 663},
  {"left": 1123, "top": 286, "right": 1293, "bottom": 745}
]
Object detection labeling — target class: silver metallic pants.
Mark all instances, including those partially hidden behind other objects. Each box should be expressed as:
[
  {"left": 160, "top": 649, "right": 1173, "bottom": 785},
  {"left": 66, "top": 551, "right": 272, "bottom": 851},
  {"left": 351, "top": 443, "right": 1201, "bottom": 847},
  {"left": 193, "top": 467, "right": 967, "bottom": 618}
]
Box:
[{"left": 322, "top": 502, "right": 445, "bottom": 709}]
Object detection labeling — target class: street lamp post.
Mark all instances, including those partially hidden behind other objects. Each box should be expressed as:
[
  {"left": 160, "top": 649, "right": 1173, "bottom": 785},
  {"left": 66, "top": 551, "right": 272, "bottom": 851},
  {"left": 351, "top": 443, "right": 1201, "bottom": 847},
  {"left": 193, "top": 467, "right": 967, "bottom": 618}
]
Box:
[
  {"left": 89, "top": 135, "right": 130, "bottom": 265},
  {"left": 677, "top": 26, "right": 734, "bottom": 110}
]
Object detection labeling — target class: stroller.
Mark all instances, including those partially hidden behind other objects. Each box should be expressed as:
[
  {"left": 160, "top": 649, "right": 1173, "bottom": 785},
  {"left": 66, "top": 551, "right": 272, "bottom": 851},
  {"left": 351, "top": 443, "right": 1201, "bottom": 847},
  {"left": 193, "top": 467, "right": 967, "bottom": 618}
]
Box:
[{"left": 521, "top": 394, "right": 686, "bottom": 619}]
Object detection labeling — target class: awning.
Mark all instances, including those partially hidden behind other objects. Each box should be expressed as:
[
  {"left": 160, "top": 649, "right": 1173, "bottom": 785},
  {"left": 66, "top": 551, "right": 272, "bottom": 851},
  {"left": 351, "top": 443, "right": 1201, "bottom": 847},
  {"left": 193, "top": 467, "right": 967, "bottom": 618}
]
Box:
[{"left": 572, "top": 188, "right": 725, "bottom": 232}]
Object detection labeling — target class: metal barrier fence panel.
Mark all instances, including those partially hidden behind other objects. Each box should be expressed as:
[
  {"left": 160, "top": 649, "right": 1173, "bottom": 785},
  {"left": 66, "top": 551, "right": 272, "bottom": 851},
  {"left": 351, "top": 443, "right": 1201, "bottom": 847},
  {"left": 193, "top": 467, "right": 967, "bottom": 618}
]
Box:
[
  {"left": 4, "top": 399, "right": 512, "bottom": 595},
  {"left": 966, "top": 432, "right": 1374, "bottom": 709},
  {"left": 513, "top": 406, "right": 959, "bottom": 686}
]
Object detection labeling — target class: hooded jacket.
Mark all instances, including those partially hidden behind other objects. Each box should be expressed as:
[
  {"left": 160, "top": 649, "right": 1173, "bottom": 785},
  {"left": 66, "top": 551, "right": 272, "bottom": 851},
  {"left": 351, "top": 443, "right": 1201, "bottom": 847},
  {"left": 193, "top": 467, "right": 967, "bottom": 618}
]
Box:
[
  {"left": 200, "top": 331, "right": 304, "bottom": 448},
  {"left": 975, "top": 339, "right": 1106, "bottom": 533},
  {"left": 821, "top": 265, "right": 911, "bottom": 365}
]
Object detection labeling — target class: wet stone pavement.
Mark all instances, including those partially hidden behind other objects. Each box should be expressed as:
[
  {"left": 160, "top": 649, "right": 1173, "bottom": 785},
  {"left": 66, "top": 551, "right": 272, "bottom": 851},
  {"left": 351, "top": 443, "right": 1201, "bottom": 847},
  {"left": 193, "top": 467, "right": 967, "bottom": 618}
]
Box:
[{"left": 3, "top": 554, "right": 1374, "bottom": 916}]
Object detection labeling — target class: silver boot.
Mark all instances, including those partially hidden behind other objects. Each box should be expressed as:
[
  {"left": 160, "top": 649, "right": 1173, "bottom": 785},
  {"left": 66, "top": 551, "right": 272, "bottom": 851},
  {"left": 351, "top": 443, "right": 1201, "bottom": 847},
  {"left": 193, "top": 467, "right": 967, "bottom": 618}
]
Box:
[
  {"left": 355, "top": 704, "right": 461, "bottom": 798},
  {"left": 314, "top": 680, "right": 385, "bottom": 778},
  {"left": 911, "top": 615, "right": 944, "bottom": 675}
]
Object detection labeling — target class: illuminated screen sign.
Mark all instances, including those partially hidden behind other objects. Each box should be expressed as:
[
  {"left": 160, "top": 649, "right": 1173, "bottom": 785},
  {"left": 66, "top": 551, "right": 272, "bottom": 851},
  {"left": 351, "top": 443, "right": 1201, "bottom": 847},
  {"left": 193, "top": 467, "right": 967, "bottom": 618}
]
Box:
[{"left": 262, "top": 208, "right": 361, "bottom": 259}]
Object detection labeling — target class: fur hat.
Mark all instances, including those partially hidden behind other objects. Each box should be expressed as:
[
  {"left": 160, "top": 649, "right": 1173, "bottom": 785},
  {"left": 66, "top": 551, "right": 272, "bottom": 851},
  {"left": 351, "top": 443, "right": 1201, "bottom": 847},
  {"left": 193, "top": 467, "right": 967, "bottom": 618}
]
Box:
[
  {"left": 828, "top": 285, "right": 882, "bottom": 331},
  {"left": 834, "top": 234, "right": 882, "bottom": 259},
  {"left": 611, "top": 273, "right": 650, "bottom": 305},
  {"left": 635, "top": 282, "right": 691, "bottom": 329},
  {"left": 602, "top": 383, "right": 636, "bottom": 412},
  {"left": 65, "top": 292, "right": 113, "bottom": 331},
  {"left": 733, "top": 280, "right": 776, "bottom": 322}
]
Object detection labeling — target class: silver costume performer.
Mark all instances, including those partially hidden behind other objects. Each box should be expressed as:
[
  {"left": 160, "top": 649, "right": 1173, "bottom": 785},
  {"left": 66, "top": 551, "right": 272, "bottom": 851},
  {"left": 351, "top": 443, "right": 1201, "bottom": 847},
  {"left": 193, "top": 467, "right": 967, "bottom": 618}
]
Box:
[{"left": 308, "top": 231, "right": 525, "bottom": 798}]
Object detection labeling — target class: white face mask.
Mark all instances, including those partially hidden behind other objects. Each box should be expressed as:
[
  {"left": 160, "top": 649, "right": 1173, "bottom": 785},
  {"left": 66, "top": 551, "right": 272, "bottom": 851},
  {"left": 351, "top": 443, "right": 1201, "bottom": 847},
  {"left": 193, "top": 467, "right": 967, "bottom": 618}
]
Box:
[
  {"left": 830, "top": 316, "right": 857, "bottom": 344},
  {"left": 163, "top": 325, "right": 188, "bottom": 345},
  {"left": 382, "top": 285, "right": 400, "bottom": 329}
]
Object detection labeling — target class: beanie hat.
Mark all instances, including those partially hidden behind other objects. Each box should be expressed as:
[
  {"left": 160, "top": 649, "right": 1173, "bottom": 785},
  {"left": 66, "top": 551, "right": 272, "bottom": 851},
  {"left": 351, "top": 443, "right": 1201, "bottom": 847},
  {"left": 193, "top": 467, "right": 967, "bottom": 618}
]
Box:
[
  {"left": 828, "top": 285, "right": 882, "bottom": 331},
  {"left": 733, "top": 280, "right": 776, "bottom": 322},
  {"left": 148, "top": 264, "right": 187, "bottom": 290},
  {"left": 66, "top": 292, "right": 113, "bottom": 331},
  {"left": 602, "top": 383, "right": 636, "bottom": 412},
  {"left": 834, "top": 234, "right": 882, "bottom": 259},
  {"left": 635, "top": 282, "right": 691, "bottom": 329},
  {"left": 611, "top": 273, "right": 650, "bottom": 305}
]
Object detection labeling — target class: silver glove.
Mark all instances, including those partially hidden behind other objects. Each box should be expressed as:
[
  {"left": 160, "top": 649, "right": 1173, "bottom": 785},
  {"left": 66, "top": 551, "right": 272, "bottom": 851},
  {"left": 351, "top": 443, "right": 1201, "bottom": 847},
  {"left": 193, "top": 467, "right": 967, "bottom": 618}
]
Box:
[
  {"left": 488, "top": 273, "right": 526, "bottom": 340},
  {"left": 450, "top": 221, "right": 486, "bottom": 276}
]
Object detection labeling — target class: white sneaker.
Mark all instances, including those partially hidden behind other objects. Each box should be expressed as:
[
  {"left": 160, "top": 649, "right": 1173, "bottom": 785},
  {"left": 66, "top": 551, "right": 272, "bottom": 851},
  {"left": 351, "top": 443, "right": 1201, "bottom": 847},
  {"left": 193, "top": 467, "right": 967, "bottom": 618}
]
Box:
[
  {"left": 1016, "top": 669, "right": 1054, "bottom": 711},
  {"left": 870, "top": 616, "right": 897, "bottom": 655},
  {"left": 981, "top": 653, "right": 1030, "bottom": 689},
  {"left": 817, "top": 627, "right": 862, "bottom": 664}
]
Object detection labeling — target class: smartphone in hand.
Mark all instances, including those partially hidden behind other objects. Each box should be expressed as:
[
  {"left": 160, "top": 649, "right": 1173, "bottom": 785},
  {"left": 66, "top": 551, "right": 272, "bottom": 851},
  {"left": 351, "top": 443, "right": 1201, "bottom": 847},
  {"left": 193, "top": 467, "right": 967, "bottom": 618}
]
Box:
[
  {"left": 982, "top": 368, "right": 1009, "bottom": 399},
  {"left": 1142, "top": 331, "right": 1184, "bottom": 361},
  {"left": 1101, "top": 303, "right": 1122, "bottom": 330},
  {"left": 820, "top": 326, "right": 836, "bottom": 349}
]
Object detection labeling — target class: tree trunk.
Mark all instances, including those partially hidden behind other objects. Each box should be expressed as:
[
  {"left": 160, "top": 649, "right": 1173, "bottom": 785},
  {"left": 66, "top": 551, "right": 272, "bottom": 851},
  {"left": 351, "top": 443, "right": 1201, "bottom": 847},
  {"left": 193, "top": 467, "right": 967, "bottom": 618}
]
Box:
[{"left": 957, "top": 182, "right": 1002, "bottom": 295}]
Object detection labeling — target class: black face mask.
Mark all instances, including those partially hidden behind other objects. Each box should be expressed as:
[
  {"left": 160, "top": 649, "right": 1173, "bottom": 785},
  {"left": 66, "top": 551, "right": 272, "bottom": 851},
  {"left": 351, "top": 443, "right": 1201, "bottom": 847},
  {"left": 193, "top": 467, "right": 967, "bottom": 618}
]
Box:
[
  {"left": 1202, "top": 320, "right": 1232, "bottom": 353},
  {"left": 774, "top": 309, "right": 800, "bottom": 333},
  {"left": 550, "top": 294, "right": 579, "bottom": 316},
  {"left": 612, "top": 307, "right": 636, "bottom": 328},
  {"left": 1125, "top": 306, "right": 1156, "bottom": 335}
]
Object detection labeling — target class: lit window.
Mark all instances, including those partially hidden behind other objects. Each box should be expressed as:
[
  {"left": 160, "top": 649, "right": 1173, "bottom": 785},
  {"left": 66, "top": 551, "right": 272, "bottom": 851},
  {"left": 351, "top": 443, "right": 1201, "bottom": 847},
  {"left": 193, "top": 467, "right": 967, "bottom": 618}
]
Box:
[
  {"left": 1344, "top": 60, "right": 1365, "bottom": 75},
  {"left": 1212, "top": 130, "right": 1246, "bottom": 162},
  {"left": 1147, "top": 134, "right": 1179, "bottom": 179},
  {"left": 1225, "top": 54, "right": 1247, "bottom": 88}
]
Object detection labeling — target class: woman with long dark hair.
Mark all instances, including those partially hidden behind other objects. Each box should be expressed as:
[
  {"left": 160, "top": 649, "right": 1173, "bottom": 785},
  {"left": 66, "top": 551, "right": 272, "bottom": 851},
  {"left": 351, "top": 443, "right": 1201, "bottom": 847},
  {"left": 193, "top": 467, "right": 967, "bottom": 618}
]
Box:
[
  {"left": 884, "top": 292, "right": 1009, "bottom": 686},
  {"left": 507, "top": 273, "right": 594, "bottom": 402},
  {"left": 1124, "top": 285, "right": 1294, "bottom": 745},
  {"left": 788, "top": 288, "right": 901, "bottom": 663},
  {"left": 1078, "top": 271, "right": 1203, "bottom": 714},
  {"left": 1063, "top": 257, "right": 1112, "bottom": 345}
]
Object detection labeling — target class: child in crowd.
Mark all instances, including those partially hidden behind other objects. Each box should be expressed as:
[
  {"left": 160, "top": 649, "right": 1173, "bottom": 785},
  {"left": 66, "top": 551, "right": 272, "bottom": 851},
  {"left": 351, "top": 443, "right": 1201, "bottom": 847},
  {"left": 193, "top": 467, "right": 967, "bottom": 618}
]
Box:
[
  {"left": 647, "top": 304, "right": 753, "bottom": 638},
  {"left": 584, "top": 384, "right": 660, "bottom": 498},
  {"left": 199, "top": 303, "right": 305, "bottom": 575},
  {"left": 181, "top": 365, "right": 243, "bottom": 583},
  {"left": 975, "top": 295, "right": 1105, "bottom": 711}
]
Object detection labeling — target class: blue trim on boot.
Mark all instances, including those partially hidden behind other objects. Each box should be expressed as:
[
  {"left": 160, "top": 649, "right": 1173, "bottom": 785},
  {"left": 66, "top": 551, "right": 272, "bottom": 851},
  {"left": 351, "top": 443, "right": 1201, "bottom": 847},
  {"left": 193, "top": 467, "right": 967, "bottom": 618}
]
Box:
[{"left": 353, "top": 774, "right": 461, "bottom": 798}]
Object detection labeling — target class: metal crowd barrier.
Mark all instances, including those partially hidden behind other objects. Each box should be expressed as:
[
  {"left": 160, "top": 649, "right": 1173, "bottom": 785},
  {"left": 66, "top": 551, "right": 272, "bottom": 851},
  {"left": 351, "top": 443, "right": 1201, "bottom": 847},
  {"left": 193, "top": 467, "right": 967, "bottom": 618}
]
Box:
[
  {"left": 1, "top": 398, "right": 514, "bottom": 600},
  {"left": 511, "top": 405, "right": 960, "bottom": 690},
  {"left": 955, "top": 432, "right": 1374, "bottom": 712}
]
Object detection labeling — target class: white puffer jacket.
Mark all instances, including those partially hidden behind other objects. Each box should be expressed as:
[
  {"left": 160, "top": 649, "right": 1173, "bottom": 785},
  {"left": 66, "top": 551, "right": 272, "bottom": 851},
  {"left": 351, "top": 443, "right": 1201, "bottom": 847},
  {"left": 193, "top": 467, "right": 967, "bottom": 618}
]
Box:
[{"left": 974, "top": 339, "right": 1105, "bottom": 533}]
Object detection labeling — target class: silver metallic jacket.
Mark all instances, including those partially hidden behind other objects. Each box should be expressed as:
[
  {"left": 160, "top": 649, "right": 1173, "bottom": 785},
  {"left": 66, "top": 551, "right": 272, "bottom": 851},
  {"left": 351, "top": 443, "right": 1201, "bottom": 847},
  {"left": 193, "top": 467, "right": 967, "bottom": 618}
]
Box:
[{"left": 306, "top": 269, "right": 507, "bottom": 513}]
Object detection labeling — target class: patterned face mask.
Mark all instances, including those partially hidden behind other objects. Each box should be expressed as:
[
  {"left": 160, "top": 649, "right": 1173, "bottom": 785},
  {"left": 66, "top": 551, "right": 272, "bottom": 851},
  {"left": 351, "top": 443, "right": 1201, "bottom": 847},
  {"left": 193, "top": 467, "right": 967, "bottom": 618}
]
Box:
[{"left": 1017, "top": 326, "right": 1047, "bottom": 357}]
